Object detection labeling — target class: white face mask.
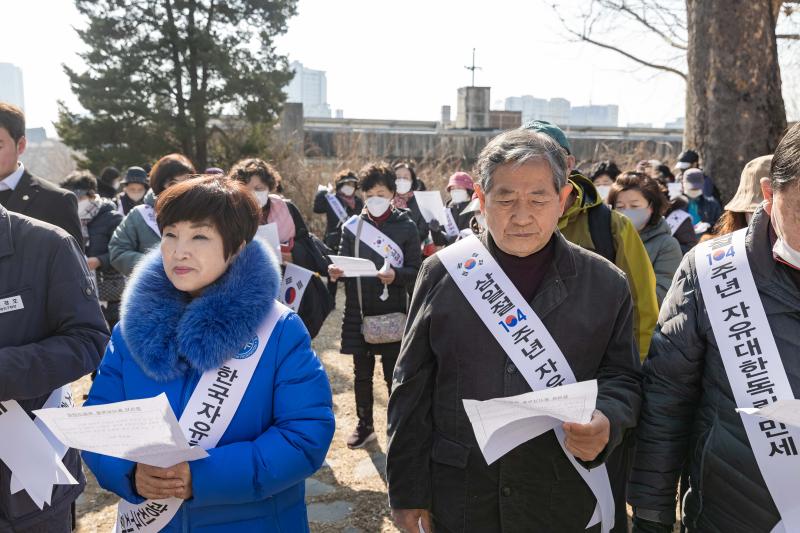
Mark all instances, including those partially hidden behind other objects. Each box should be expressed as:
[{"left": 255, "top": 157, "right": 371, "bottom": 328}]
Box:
[
  {"left": 366, "top": 196, "right": 391, "bottom": 218},
  {"left": 396, "top": 179, "right": 412, "bottom": 194},
  {"left": 77, "top": 199, "right": 93, "bottom": 220},
  {"left": 450, "top": 189, "right": 470, "bottom": 204},
  {"left": 127, "top": 190, "right": 146, "bottom": 202},
  {"left": 595, "top": 185, "right": 611, "bottom": 201},
  {"left": 254, "top": 190, "right": 270, "bottom": 208},
  {"left": 340, "top": 185, "right": 355, "bottom": 197},
  {"left": 772, "top": 207, "right": 800, "bottom": 269},
  {"left": 684, "top": 188, "right": 703, "bottom": 199},
  {"left": 617, "top": 207, "right": 651, "bottom": 232}
]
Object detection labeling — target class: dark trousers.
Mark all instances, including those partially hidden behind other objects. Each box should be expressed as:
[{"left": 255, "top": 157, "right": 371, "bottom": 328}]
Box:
[
  {"left": 13, "top": 509, "right": 72, "bottom": 533},
  {"left": 353, "top": 351, "right": 398, "bottom": 427}
]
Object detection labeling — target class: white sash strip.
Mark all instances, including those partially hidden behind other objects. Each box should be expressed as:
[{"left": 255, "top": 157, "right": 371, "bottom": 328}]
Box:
[
  {"left": 113, "top": 302, "right": 289, "bottom": 533},
  {"left": 695, "top": 229, "right": 800, "bottom": 532},
  {"left": 443, "top": 208, "right": 460, "bottom": 238},
  {"left": 280, "top": 263, "right": 315, "bottom": 312},
  {"left": 439, "top": 235, "right": 614, "bottom": 532},
  {"left": 342, "top": 215, "right": 403, "bottom": 268},
  {"left": 666, "top": 210, "right": 691, "bottom": 236},
  {"left": 326, "top": 193, "right": 348, "bottom": 223},
  {"left": 132, "top": 204, "right": 160, "bottom": 238}
]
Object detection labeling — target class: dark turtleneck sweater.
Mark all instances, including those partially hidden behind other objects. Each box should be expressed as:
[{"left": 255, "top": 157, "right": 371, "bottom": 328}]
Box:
[{"left": 490, "top": 234, "right": 556, "bottom": 303}]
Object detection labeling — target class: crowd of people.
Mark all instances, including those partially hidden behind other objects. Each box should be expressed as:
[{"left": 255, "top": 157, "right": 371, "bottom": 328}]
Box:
[{"left": 2, "top": 94, "right": 800, "bottom": 533}]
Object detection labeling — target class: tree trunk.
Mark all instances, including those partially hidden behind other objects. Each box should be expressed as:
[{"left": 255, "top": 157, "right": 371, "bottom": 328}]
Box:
[{"left": 685, "top": 0, "right": 787, "bottom": 202}]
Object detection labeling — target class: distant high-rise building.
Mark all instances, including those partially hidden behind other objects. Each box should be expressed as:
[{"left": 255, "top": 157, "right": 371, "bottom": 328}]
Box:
[
  {"left": 665, "top": 117, "right": 685, "bottom": 129},
  {"left": 285, "top": 61, "right": 331, "bottom": 118},
  {"left": 0, "top": 63, "right": 25, "bottom": 111},
  {"left": 504, "top": 95, "right": 570, "bottom": 127},
  {"left": 568, "top": 105, "right": 619, "bottom": 127}
]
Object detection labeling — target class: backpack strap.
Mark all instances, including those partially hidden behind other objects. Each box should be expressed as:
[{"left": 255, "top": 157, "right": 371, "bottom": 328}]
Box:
[{"left": 587, "top": 202, "right": 616, "bottom": 263}]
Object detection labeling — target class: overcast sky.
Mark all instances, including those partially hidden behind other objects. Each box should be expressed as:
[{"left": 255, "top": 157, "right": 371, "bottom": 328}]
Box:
[{"left": 3, "top": 0, "right": 797, "bottom": 136}]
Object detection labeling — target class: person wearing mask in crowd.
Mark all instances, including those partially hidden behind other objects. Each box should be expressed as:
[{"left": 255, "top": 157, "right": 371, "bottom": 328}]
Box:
[
  {"left": 608, "top": 172, "right": 682, "bottom": 305},
  {"left": 628, "top": 123, "right": 800, "bottom": 533},
  {"left": 60, "top": 171, "right": 125, "bottom": 327},
  {"left": 109, "top": 154, "right": 196, "bottom": 276},
  {"left": 231, "top": 158, "right": 334, "bottom": 337},
  {"left": 525, "top": 120, "right": 658, "bottom": 361},
  {"left": 675, "top": 149, "right": 720, "bottom": 200},
  {"left": 313, "top": 169, "right": 364, "bottom": 252},
  {"left": 590, "top": 160, "right": 621, "bottom": 201},
  {"left": 328, "top": 162, "right": 422, "bottom": 449},
  {"left": 664, "top": 197, "right": 699, "bottom": 254},
  {"left": 445, "top": 171, "right": 476, "bottom": 233},
  {"left": 392, "top": 162, "right": 438, "bottom": 251},
  {"left": 387, "top": 128, "right": 642, "bottom": 533},
  {"left": 653, "top": 164, "right": 675, "bottom": 184},
  {"left": 83, "top": 176, "right": 334, "bottom": 532},
  {"left": 703, "top": 155, "right": 770, "bottom": 241},
  {"left": 0, "top": 203, "right": 108, "bottom": 532},
  {"left": 97, "top": 166, "right": 121, "bottom": 199},
  {"left": 0, "top": 103, "right": 83, "bottom": 245},
  {"left": 116, "top": 166, "right": 150, "bottom": 216},
  {"left": 681, "top": 167, "right": 723, "bottom": 236}
]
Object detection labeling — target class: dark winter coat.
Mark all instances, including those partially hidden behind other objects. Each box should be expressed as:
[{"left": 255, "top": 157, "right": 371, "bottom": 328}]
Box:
[
  {"left": 86, "top": 198, "right": 124, "bottom": 274},
  {"left": 337, "top": 209, "right": 422, "bottom": 357},
  {"left": 447, "top": 200, "right": 473, "bottom": 232},
  {"left": 116, "top": 192, "right": 144, "bottom": 216},
  {"left": 638, "top": 218, "right": 682, "bottom": 305},
  {"left": 313, "top": 190, "right": 363, "bottom": 251},
  {"left": 0, "top": 170, "right": 82, "bottom": 245},
  {"left": 0, "top": 206, "right": 108, "bottom": 531},
  {"left": 628, "top": 207, "right": 797, "bottom": 532},
  {"left": 387, "top": 231, "right": 642, "bottom": 533}
]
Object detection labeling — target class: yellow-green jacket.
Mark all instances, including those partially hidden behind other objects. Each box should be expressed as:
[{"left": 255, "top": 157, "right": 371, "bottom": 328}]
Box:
[{"left": 558, "top": 173, "right": 658, "bottom": 360}]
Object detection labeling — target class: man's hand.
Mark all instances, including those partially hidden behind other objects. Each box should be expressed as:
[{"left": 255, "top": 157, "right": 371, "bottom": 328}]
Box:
[
  {"left": 134, "top": 462, "right": 192, "bottom": 500},
  {"left": 563, "top": 409, "right": 610, "bottom": 462},
  {"left": 391, "top": 508, "right": 433, "bottom": 533},
  {"left": 328, "top": 264, "right": 344, "bottom": 282},
  {"left": 377, "top": 267, "right": 396, "bottom": 285}
]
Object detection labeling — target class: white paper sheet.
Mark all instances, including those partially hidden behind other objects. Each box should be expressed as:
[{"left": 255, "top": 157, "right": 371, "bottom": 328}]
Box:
[
  {"left": 33, "top": 394, "right": 208, "bottom": 468},
  {"left": 329, "top": 255, "right": 378, "bottom": 277},
  {"left": 255, "top": 223, "right": 281, "bottom": 260},
  {"left": 413, "top": 191, "right": 446, "bottom": 223},
  {"left": 0, "top": 400, "right": 78, "bottom": 509},
  {"left": 463, "top": 380, "right": 598, "bottom": 465},
  {"left": 737, "top": 400, "right": 800, "bottom": 430},
  {"left": 667, "top": 182, "right": 683, "bottom": 200}
]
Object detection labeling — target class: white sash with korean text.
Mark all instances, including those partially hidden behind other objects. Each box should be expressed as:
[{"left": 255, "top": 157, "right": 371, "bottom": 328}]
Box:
[
  {"left": 326, "top": 193, "right": 348, "bottom": 223},
  {"left": 133, "top": 204, "right": 160, "bottom": 237},
  {"left": 342, "top": 215, "right": 403, "bottom": 268},
  {"left": 443, "top": 208, "right": 460, "bottom": 238},
  {"left": 666, "top": 210, "right": 691, "bottom": 236},
  {"left": 696, "top": 229, "right": 800, "bottom": 533},
  {"left": 280, "top": 263, "right": 315, "bottom": 313},
  {"left": 439, "top": 235, "right": 614, "bottom": 533},
  {"left": 114, "top": 302, "right": 289, "bottom": 533}
]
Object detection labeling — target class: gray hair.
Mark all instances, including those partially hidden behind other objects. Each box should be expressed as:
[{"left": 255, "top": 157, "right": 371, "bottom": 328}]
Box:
[
  {"left": 771, "top": 122, "right": 800, "bottom": 193},
  {"left": 475, "top": 129, "right": 569, "bottom": 194}
]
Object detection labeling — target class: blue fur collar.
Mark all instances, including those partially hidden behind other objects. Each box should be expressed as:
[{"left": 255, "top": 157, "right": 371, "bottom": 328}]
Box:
[{"left": 120, "top": 239, "right": 281, "bottom": 382}]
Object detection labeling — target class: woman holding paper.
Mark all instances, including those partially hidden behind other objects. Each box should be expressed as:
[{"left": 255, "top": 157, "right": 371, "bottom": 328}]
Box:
[
  {"left": 328, "top": 162, "right": 422, "bottom": 449},
  {"left": 84, "top": 175, "right": 335, "bottom": 532}
]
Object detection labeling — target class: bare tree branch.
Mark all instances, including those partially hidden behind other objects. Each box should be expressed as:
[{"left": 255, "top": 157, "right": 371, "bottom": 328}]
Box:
[
  {"left": 778, "top": 33, "right": 800, "bottom": 39},
  {"left": 577, "top": 32, "right": 688, "bottom": 79},
  {"left": 598, "top": 0, "right": 687, "bottom": 50}
]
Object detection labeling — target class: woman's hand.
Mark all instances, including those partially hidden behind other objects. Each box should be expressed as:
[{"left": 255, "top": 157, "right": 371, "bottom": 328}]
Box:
[
  {"left": 377, "top": 267, "right": 396, "bottom": 285},
  {"left": 328, "top": 264, "right": 344, "bottom": 282},
  {"left": 86, "top": 257, "right": 101, "bottom": 270},
  {"left": 135, "top": 462, "right": 193, "bottom": 500}
]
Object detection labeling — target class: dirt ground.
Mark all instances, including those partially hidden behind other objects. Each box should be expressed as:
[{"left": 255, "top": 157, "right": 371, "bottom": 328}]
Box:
[{"left": 73, "top": 292, "right": 401, "bottom": 532}]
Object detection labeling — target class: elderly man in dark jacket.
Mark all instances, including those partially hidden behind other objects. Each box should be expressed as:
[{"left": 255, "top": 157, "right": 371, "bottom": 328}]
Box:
[
  {"left": 0, "top": 204, "right": 108, "bottom": 532},
  {"left": 629, "top": 124, "right": 800, "bottom": 532},
  {"left": 387, "top": 129, "right": 642, "bottom": 533}
]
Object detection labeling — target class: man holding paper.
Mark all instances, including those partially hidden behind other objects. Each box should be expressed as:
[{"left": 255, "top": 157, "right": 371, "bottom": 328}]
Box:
[
  {"left": 0, "top": 204, "right": 108, "bottom": 531},
  {"left": 628, "top": 123, "right": 800, "bottom": 532},
  {"left": 387, "top": 129, "right": 642, "bottom": 532}
]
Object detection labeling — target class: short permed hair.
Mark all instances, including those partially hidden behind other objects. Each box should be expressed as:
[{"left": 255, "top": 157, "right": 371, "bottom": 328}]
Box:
[
  {"left": 607, "top": 171, "right": 668, "bottom": 227},
  {"left": 155, "top": 175, "right": 260, "bottom": 260},
  {"left": 150, "top": 153, "right": 196, "bottom": 196},
  {"left": 60, "top": 170, "right": 98, "bottom": 196},
  {"left": 359, "top": 162, "right": 396, "bottom": 193},
  {"left": 228, "top": 158, "right": 282, "bottom": 191},
  {"left": 0, "top": 102, "right": 25, "bottom": 143}
]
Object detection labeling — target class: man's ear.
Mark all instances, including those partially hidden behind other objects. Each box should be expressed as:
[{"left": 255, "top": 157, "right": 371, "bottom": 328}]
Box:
[
  {"left": 760, "top": 177, "right": 773, "bottom": 216},
  {"left": 559, "top": 182, "right": 574, "bottom": 215},
  {"left": 566, "top": 155, "right": 576, "bottom": 174},
  {"left": 475, "top": 183, "right": 486, "bottom": 214},
  {"left": 16, "top": 136, "right": 26, "bottom": 157}
]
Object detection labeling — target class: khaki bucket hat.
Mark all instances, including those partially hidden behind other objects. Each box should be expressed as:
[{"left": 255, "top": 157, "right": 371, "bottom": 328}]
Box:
[{"left": 725, "top": 155, "right": 772, "bottom": 213}]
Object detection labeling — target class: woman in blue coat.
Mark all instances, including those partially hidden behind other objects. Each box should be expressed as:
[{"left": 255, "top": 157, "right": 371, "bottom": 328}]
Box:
[{"left": 83, "top": 175, "right": 335, "bottom": 532}]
